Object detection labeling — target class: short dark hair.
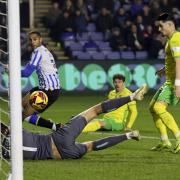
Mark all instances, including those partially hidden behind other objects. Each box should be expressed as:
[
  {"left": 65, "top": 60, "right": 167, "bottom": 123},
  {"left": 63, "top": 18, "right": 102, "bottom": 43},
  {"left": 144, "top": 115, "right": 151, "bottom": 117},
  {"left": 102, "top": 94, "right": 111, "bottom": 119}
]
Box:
[
  {"left": 113, "top": 74, "right": 125, "bottom": 82},
  {"left": 28, "top": 31, "right": 41, "bottom": 37},
  {"left": 157, "top": 13, "right": 174, "bottom": 22}
]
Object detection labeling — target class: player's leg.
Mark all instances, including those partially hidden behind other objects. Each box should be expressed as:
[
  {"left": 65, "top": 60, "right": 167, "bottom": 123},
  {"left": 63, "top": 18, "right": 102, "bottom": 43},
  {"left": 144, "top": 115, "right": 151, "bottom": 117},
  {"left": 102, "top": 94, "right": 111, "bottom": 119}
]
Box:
[
  {"left": 80, "top": 84, "right": 148, "bottom": 124},
  {"left": 83, "top": 130, "right": 140, "bottom": 153},
  {"left": 150, "top": 85, "right": 180, "bottom": 151},
  {"left": 58, "top": 84, "right": 148, "bottom": 144},
  {"left": 23, "top": 88, "right": 60, "bottom": 130},
  {"left": 82, "top": 119, "right": 104, "bottom": 132},
  {"left": 149, "top": 86, "right": 172, "bottom": 150}
]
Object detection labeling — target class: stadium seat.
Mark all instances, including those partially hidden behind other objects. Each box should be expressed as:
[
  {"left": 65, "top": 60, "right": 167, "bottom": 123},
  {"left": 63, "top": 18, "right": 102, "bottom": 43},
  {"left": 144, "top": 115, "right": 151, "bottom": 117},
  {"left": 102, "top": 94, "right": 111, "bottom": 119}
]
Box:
[
  {"left": 135, "top": 51, "right": 148, "bottom": 59},
  {"left": 71, "top": 51, "right": 82, "bottom": 58},
  {"left": 69, "top": 43, "right": 83, "bottom": 51},
  {"left": 121, "top": 51, "right": 135, "bottom": 60},
  {"left": 64, "top": 40, "right": 75, "bottom": 48},
  {"left": 106, "top": 52, "right": 120, "bottom": 60},
  {"left": 76, "top": 51, "right": 91, "bottom": 60},
  {"left": 84, "top": 40, "right": 98, "bottom": 51},
  {"left": 76, "top": 32, "right": 90, "bottom": 41},
  {"left": 87, "top": 23, "right": 96, "bottom": 32},
  {"left": 90, "top": 32, "right": 104, "bottom": 41},
  {"left": 101, "top": 50, "right": 112, "bottom": 56},
  {"left": 98, "top": 42, "right": 112, "bottom": 51},
  {"left": 60, "top": 32, "right": 76, "bottom": 41},
  {"left": 91, "top": 52, "right": 106, "bottom": 60}
]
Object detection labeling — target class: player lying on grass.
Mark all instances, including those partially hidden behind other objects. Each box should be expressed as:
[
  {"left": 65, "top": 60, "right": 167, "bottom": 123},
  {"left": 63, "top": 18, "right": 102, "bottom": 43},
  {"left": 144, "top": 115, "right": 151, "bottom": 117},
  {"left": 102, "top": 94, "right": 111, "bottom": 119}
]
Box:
[
  {"left": 83, "top": 74, "right": 138, "bottom": 132},
  {"left": 1, "top": 85, "right": 148, "bottom": 160}
]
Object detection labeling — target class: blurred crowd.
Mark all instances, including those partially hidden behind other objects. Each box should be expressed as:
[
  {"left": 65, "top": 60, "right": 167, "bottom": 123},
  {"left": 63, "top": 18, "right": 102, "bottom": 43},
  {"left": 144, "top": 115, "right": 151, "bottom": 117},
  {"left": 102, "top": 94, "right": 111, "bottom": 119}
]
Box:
[
  {"left": 1, "top": 0, "right": 180, "bottom": 61},
  {"left": 42, "top": 0, "right": 180, "bottom": 59}
]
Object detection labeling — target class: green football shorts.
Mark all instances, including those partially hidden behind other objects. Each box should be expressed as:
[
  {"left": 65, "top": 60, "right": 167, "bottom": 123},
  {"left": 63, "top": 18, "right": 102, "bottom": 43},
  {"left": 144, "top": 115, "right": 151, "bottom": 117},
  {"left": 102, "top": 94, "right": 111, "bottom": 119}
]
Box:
[
  {"left": 100, "top": 118, "right": 125, "bottom": 131},
  {"left": 152, "top": 83, "right": 179, "bottom": 106}
]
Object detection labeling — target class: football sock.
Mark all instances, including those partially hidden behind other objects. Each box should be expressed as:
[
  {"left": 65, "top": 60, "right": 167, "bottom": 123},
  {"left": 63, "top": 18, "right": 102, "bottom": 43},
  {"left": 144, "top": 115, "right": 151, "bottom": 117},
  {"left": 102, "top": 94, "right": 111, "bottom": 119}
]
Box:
[
  {"left": 24, "top": 114, "right": 39, "bottom": 125},
  {"left": 25, "top": 114, "right": 55, "bottom": 130},
  {"left": 151, "top": 112, "right": 168, "bottom": 140},
  {"left": 37, "top": 117, "right": 55, "bottom": 130},
  {"left": 153, "top": 102, "right": 180, "bottom": 138},
  {"left": 101, "top": 96, "right": 131, "bottom": 113},
  {"left": 92, "top": 134, "right": 127, "bottom": 151},
  {"left": 83, "top": 120, "right": 101, "bottom": 132}
]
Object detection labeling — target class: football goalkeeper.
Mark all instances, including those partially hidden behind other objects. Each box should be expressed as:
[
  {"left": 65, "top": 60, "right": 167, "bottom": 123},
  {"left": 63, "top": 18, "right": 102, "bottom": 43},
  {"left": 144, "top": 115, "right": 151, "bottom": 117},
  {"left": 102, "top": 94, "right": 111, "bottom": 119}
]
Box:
[
  {"left": 2, "top": 85, "right": 148, "bottom": 160},
  {"left": 83, "top": 74, "right": 137, "bottom": 132}
]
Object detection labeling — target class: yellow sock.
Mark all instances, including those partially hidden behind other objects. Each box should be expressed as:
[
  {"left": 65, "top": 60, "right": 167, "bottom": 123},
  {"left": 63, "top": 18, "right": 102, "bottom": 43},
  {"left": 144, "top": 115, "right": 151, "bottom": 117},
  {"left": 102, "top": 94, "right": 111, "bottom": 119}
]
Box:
[
  {"left": 151, "top": 112, "right": 168, "bottom": 141},
  {"left": 83, "top": 120, "right": 101, "bottom": 132},
  {"left": 153, "top": 102, "right": 180, "bottom": 138}
]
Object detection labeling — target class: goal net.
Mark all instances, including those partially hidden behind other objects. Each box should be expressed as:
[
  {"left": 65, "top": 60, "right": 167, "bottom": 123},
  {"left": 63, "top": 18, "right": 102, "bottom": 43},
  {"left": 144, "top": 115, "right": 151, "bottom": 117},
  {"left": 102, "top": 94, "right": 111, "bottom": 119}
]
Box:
[{"left": 0, "top": 0, "right": 23, "bottom": 179}]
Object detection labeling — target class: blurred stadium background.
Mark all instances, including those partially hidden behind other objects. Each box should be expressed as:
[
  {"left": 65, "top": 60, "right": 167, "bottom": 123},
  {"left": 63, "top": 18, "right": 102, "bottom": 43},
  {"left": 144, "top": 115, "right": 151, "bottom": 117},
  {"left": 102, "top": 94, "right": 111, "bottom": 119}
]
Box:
[{"left": 1, "top": 0, "right": 180, "bottom": 179}]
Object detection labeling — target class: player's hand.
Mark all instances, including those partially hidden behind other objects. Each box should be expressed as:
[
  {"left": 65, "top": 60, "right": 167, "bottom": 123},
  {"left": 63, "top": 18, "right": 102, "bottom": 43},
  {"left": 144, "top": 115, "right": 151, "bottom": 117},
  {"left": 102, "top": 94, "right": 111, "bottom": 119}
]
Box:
[
  {"left": 155, "top": 68, "right": 165, "bottom": 77},
  {"left": 175, "top": 86, "right": 180, "bottom": 97}
]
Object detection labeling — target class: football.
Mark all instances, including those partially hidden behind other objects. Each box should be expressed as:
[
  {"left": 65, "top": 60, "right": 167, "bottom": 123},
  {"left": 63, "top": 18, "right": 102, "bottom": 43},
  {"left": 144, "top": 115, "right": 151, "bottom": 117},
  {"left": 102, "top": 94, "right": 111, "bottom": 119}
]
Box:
[{"left": 29, "top": 91, "right": 48, "bottom": 110}]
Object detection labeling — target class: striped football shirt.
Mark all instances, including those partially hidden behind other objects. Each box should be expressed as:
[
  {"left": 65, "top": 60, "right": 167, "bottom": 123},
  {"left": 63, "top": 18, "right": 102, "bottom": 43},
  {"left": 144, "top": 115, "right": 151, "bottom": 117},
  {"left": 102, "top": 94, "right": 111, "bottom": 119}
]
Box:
[{"left": 30, "top": 45, "right": 60, "bottom": 90}]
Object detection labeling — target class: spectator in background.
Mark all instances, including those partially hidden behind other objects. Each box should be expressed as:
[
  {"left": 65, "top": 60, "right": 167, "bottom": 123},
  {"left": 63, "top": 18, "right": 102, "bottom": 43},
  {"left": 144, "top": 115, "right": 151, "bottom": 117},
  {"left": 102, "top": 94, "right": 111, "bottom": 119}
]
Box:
[
  {"left": 149, "top": 1, "right": 161, "bottom": 21},
  {"left": 96, "top": 7, "right": 113, "bottom": 36},
  {"left": 123, "top": 18, "right": 133, "bottom": 42},
  {"left": 43, "top": 2, "right": 62, "bottom": 40},
  {"left": 62, "top": 0, "right": 74, "bottom": 15},
  {"left": 109, "top": 27, "right": 127, "bottom": 51},
  {"left": 172, "top": 7, "right": 180, "bottom": 27},
  {"left": 74, "top": 9, "right": 88, "bottom": 33},
  {"left": 160, "top": 0, "right": 172, "bottom": 14},
  {"left": 43, "top": 2, "right": 61, "bottom": 29},
  {"left": 148, "top": 33, "right": 164, "bottom": 59},
  {"left": 126, "top": 24, "right": 144, "bottom": 51},
  {"left": 95, "top": 0, "right": 114, "bottom": 12},
  {"left": 56, "top": 11, "right": 75, "bottom": 40},
  {"left": 140, "top": 4, "right": 153, "bottom": 26},
  {"left": 135, "top": 14, "right": 145, "bottom": 33},
  {"left": 75, "top": 0, "right": 91, "bottom": 21},
  {"left": 143, "top": 25, "right": 153, "bottom": 50},
  {"left": 113, "top": 8, "right": 129, "bottom": 29},
  {"left": 130, "top": 0, "right": 143, "bottom": 18}
]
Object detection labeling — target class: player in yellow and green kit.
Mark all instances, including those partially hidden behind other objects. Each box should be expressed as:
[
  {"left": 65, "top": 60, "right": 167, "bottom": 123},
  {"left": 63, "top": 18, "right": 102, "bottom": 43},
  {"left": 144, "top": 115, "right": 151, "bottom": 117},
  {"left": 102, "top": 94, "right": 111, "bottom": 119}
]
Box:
[
  {"left": 83, "top": 74, "right": 138, "bottom": 132},
  {"left": 149, "top": 13, "right": 180, "bottom": 153}
]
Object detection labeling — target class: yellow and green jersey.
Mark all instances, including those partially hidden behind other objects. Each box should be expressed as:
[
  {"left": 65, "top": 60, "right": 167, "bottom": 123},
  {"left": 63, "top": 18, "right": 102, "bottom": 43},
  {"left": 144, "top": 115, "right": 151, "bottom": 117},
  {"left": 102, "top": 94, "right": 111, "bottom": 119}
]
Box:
[
  {"left": 103, "top": 87, "right": 137, "bottom": 128},
  {"left": 165, "top": 31, "right": 180, "bottom": 87}
]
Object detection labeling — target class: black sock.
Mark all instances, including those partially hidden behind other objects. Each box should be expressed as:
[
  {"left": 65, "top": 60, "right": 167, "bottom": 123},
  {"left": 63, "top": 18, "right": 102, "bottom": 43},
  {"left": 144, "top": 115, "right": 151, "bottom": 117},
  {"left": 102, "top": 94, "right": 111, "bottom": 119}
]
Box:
[
  {"left": 37, "top": 117, "right": 54, "bottom": 129},
  {"left": 101, "top": 96, "right": 131, "bottom": 113},
  {"left": 92, "top": 134, "right": 128, "bottom": 151}
]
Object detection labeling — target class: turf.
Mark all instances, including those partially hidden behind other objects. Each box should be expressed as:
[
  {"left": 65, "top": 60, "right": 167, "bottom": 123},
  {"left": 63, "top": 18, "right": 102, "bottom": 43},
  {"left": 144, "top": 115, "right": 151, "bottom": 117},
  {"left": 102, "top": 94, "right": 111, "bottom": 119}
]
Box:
[{"left": 2, "top": 94, "right": 180, "bottom": 180}]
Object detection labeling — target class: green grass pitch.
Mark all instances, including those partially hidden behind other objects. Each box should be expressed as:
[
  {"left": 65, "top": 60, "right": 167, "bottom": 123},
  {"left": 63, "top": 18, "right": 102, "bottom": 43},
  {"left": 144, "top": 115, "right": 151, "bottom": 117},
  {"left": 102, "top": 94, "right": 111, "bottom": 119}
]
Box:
[{"left": 2, "top": 94, "right": 180, "bottom": 180}]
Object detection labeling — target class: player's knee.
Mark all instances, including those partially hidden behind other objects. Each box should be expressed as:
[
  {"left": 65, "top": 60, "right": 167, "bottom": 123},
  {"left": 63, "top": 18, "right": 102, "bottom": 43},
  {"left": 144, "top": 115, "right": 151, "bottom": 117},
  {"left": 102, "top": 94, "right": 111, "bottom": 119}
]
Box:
[{"left": 151, "top": 102, "right": 165, "bottom": 114}]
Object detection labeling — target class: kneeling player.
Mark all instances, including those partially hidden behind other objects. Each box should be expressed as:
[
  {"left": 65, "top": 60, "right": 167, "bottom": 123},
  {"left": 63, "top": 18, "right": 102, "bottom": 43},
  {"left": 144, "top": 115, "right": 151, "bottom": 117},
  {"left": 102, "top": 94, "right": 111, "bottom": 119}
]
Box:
[{"left": 83, "top": 74, "right": 138, "bottom": 132}]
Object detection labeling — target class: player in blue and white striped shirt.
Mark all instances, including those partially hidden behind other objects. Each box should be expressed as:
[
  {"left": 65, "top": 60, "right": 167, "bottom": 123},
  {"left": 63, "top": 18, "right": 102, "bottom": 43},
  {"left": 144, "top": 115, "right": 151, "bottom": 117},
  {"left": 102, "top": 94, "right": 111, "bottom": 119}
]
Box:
[{"left": 22, "top": 31, "right": 60, "bottom": 130}]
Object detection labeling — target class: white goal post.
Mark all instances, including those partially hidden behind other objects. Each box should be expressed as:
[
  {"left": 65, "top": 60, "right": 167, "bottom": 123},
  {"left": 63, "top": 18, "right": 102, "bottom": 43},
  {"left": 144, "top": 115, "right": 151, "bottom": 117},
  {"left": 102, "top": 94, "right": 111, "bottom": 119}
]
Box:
[{"left": 8, "top": 0, "right": 23, "bottom": 179}]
